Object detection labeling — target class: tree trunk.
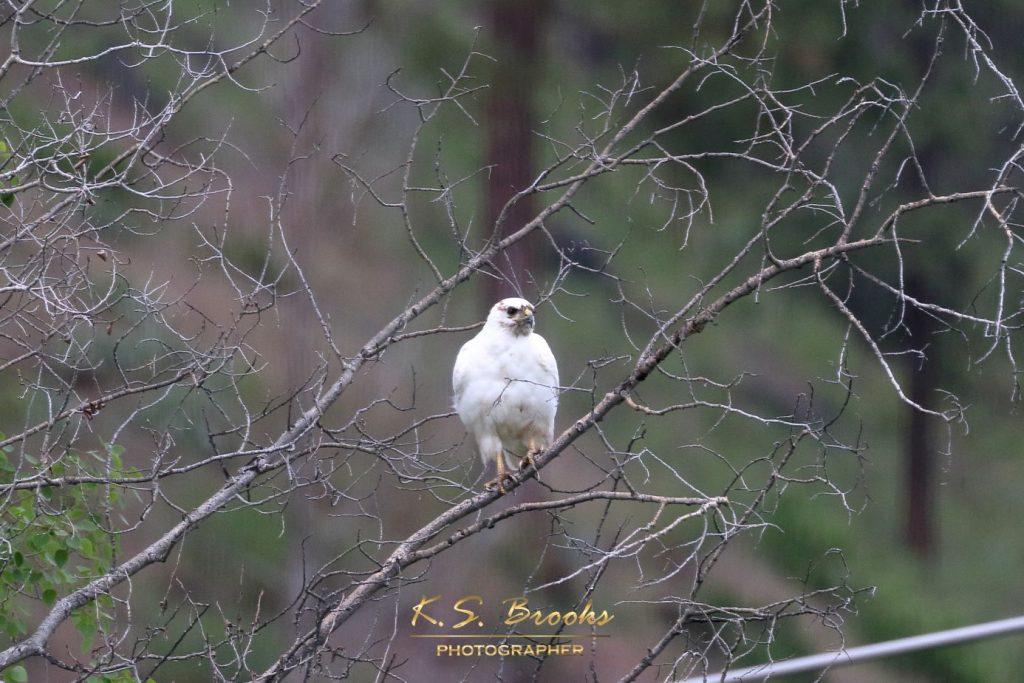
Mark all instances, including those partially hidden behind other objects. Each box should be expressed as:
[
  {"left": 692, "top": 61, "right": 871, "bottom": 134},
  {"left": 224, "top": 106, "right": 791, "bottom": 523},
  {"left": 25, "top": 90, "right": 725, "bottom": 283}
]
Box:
[
  {"left": 903, "top": 276, "right": 937, "bottom": 557},
  {"left": 484, "top": 0, "right": 548, "bottom": 303}
]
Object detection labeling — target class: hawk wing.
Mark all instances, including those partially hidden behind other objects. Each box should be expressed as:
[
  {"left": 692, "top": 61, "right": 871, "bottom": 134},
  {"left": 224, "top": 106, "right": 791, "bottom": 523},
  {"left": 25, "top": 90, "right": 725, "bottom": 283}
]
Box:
[
  {"left": 528, "top": 333, "right": 559, "bottom": 437},
  {"left": 530, "top": 333, "right": 559, "bottom": 398},
  {"left": 451, "top": 337, "right": 480, "bottom": 412}
]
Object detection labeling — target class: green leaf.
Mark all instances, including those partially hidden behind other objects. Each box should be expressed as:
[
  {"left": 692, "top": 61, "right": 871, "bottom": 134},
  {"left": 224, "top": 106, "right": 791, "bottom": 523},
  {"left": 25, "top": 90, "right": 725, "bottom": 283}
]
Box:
[
  {"left": 72, "top": 608, "right": 98, "bottom": 649},
  {"left": 4, "top": 665, "right": 29, "bottom": 683},
  {"left": 42, "top": 587, "right": 57, "bottom": 604},
  {"left": 0, "top": 193, "right": 13, "bottom": 208},
  {"left": 76, "top": 518, "right": 97, "bottom": 532},
  {"left": 53, "top": 547, "right": 69, "bottom": 567},
  {"left": 3, "top": 615, "right": 25, "bottom": 637}
]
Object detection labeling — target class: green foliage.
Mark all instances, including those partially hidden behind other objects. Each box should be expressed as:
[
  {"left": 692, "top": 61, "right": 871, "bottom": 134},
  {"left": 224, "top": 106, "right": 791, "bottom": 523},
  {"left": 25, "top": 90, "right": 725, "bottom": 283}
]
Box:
[
  {"left": 2, "top": 666, "right": 27, "bottom": 683},
  {"left": 83, "top": 671, "right": 148, "bottom": 683},
  {"left": 0, "top": 440, "right": 130, "bottom": 651}
]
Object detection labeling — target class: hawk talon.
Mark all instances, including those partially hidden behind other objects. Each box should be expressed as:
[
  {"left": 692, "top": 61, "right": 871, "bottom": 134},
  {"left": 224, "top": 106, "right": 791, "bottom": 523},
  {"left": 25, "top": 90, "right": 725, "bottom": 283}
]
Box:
[
  {"left": 485, "top": 472, "right": 515, "bottom": 495},
  {"left": 520, "top": 440, "right": 541, "bottom": 480},
  {"left": 485, "top": 451, "right": 516, "bottom": 494},
  {"left": 519, "top": 453, "right": 536, "bottom": 471}
]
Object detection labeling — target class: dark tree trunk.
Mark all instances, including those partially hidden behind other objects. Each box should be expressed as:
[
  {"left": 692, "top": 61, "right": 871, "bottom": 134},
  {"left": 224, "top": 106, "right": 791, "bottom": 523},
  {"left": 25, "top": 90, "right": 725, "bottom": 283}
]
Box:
[
  {"left": 903, "top": 276, "right": 937, "bottom": 557},
  {"left": 484, "top": 0, "right": 547, "bottom": 303}
]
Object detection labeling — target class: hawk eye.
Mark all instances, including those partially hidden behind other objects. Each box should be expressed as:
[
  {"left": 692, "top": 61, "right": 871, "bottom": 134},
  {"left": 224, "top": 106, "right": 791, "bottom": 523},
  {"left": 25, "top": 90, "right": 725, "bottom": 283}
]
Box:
[{"left": 506, "top": 306, "right": 519, "bottom": 317}]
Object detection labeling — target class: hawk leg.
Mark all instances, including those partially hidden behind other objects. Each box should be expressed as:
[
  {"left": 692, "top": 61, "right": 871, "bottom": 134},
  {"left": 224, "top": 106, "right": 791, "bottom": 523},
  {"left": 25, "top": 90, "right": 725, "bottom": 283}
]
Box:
[
  {"left": 519, "top": 440, "right": 541, "bottom": 480},
  {"left": 485, "top": 452, "right": 515, "bottom": 494}
]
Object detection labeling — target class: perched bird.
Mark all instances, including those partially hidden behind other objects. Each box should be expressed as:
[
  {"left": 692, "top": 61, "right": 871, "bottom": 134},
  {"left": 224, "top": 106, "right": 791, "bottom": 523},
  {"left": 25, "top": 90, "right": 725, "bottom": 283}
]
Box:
[{"left": 453, "top": 298, "right": 559, "bottom": 493}]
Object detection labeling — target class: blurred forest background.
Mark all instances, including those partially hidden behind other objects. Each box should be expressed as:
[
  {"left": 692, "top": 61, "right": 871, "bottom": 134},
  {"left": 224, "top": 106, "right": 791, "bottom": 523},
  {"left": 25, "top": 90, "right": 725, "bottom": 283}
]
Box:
[{"left": 1, "top": 1, "right": 1023, "bottom": 681}]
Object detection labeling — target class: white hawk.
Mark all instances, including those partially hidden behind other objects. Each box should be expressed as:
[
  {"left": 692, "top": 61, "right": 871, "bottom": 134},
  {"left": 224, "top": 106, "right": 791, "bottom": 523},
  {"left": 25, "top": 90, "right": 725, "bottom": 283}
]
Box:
[{"left": 453, "top": 298, "right": 559, "bottom": 493}]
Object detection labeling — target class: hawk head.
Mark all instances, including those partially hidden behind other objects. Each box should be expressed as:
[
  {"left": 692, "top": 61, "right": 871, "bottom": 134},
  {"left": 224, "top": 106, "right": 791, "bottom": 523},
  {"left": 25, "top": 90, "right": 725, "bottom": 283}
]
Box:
[{"left": 488, "top": 297, "right": 536, "bottom": 337}]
